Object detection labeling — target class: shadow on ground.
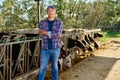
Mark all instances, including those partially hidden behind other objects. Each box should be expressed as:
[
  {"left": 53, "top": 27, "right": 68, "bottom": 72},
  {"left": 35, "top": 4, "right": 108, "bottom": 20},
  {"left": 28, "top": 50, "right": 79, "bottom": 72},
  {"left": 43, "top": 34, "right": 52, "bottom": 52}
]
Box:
[{"left": 58, "top": 55, "right": 120, "bottom": 80}]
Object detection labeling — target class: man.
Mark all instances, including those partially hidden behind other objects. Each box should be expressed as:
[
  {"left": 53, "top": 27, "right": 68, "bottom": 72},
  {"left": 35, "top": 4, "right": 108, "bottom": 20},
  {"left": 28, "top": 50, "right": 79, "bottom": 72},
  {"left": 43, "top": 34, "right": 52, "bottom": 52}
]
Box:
[{"left": 38, "top": 6, "right": 63, "bottom": 80}]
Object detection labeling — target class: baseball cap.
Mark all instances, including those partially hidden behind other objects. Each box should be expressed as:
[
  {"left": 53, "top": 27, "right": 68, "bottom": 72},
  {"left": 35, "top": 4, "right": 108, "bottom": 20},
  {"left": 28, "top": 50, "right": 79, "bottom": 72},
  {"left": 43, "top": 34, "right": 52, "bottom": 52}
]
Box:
[{"left": 47, "top": 5, "right": 56, "bottom": 10}]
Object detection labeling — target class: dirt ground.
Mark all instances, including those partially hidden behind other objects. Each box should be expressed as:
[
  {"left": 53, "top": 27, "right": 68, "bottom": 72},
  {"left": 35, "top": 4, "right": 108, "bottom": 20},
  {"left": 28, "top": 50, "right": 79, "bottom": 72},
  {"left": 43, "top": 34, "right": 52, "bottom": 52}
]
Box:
[{"left": 58, "top": 38, "right": 120, "bottom": 80}]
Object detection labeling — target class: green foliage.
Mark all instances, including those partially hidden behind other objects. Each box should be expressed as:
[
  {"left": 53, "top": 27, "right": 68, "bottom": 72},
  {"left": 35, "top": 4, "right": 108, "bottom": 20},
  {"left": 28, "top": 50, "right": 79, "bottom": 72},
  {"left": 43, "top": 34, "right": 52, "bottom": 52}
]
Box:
[
  {"left": 0, "top": 0, "right": 38, "bottom": 31},
  {"left": 100, "top": 31, "right": 120, "bottom": 42},
  {"left": 102, "top": 31, "right": 120, "bottom": 38},
  {"left": 106, "top": 31, "right": 120, "bottom": 38},
  {"left": 0, "top": 0, "right": 120, "bottom": 31}
]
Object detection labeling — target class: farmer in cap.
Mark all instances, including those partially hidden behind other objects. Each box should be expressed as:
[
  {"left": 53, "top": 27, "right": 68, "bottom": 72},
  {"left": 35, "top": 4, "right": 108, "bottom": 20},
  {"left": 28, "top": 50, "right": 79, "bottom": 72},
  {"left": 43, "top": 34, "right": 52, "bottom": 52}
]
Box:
[{"left": 38, "top": 5, "right": 63, "bottom": 80}]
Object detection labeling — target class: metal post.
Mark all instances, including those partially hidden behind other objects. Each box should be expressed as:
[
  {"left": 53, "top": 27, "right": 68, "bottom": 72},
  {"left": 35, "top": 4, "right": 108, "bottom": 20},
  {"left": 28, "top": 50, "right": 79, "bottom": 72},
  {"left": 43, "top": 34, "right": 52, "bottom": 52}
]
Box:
[
  {"left": 37, "top": 0, "right": 40, "bottom": 28},
  {"left": 34, "top": 0, "right": 41, "bottom": 27}
]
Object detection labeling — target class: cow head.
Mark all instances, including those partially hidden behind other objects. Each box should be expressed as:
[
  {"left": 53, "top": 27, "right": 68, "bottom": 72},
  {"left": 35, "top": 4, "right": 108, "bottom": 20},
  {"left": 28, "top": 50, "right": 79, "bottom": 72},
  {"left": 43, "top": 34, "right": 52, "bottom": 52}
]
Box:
[
  {"left": 94, "top": 32, "right": 103, "bottom": 38},
  {"left": 63, "top": 55, "right": 72, "bottom": 68}
]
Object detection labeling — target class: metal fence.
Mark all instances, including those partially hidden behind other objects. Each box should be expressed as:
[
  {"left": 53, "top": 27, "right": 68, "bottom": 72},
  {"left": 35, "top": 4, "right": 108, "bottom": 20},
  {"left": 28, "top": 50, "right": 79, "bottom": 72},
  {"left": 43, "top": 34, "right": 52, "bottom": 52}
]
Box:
[
  {"left": 0, "top": 38, "right": 40, "bottom": 80},
  {"left": 0, "top": 28, "right": 101, "bottom": 80}
]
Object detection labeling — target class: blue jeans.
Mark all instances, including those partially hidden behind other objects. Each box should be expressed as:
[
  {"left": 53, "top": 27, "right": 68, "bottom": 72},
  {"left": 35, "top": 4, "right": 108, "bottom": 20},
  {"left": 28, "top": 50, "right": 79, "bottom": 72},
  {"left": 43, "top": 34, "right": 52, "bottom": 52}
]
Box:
[{"left": 38, "top": 48, "right": 60, "bottom": 80}]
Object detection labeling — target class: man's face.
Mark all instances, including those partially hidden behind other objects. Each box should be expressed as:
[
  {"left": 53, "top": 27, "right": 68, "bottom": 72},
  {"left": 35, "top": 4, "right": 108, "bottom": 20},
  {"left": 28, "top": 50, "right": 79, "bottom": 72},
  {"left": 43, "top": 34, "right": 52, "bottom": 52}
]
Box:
[{"left": 47, "top": 8, "right": 56, "bottom": 18}]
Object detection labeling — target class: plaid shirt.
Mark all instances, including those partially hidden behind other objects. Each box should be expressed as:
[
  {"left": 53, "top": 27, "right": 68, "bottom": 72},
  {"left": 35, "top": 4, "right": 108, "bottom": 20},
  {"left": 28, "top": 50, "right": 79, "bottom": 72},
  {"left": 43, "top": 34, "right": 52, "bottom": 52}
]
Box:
[{"left": 39, "top": 18, "right": 63, "bottom": 50}]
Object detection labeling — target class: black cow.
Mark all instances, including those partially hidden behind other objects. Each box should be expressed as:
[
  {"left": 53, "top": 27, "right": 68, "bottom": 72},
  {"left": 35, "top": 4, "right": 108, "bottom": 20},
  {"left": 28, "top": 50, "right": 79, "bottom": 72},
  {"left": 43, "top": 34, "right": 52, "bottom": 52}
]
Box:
[
  {"left": 67, "top": 37, "right": 86, "bottom": 52},
  {"left": 75, "top": 36, "right": 86, "bottom": 52},
  {"left": 68, "top": 37, "right": 86, "bottom": 49},
  {"left": 84, "top": 35, "right": 91, "bottom": 44},
  {"left": 0, "top": 32, "right": 9, "bottom": 39},
  {"left": 67, "top": 38, "right": 76, "bottom": 49},
  {"left": 77, "top": 35, "right": 94, "bottom": 51},
  {"left": 94, "top": 32, "right": 103, "bottom": 38},
  {"left": 68, "top": 35, "right": 94, "bottom": 52},
  {"left": 24, "top": 33, "right": 38, "bottom": 39},
  {"left": 88, "top": 34, "right": 100, "bottom": 49}
]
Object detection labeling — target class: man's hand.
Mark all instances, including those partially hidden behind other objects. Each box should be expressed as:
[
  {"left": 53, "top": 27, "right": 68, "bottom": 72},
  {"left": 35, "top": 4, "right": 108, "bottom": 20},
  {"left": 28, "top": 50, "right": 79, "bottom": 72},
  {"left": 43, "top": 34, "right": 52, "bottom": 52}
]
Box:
[
  {"left": 60, "top": 33, "right": 62, "bottom": 38},
  {"left": 39, "top": 29, "right": 48, "bottom": 36}
]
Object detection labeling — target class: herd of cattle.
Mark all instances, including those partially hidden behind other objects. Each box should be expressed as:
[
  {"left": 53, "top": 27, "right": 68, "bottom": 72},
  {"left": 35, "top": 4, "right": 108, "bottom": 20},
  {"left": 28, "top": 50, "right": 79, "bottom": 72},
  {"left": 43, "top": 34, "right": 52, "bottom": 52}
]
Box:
[
  {"left": 47, "top": 29, "right": 103, "bottom": 72},
  {"left": 0, "top": 28, "right": 103, "bottom": 79}
]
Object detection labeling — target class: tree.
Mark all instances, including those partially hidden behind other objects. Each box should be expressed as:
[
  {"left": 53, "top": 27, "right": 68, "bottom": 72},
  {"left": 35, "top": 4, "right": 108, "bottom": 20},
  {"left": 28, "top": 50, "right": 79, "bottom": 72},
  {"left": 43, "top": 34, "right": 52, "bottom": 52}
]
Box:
[
  {"left": 0, "top": 0, "right": 120, "bottom": 31},
  {"left": 0, "top": 0, "right": 38, "bottom": 31}
]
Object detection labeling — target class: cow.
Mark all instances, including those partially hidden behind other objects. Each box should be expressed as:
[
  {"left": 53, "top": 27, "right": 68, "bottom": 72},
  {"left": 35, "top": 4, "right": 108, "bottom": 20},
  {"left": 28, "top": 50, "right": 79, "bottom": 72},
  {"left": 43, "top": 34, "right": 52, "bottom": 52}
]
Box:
[
  {"left": 63, "top": 54, "right": 72, "bottom": 68},
  {"left": 67, "top": 37, "right": 86, "bottom": 58},
  {"left": 94, "top": 32, "right": 103, "bottom": 47},
  {"left": 68, "top": 36, "right": 93, "bottom": 52},
  {"left": 88, "top": 34, "right": 100, "bottom": 49},
  {"left": 0, "top": 32, "right": 9, "bottom": 39},
  {"left": 94, "top": 32, "right": 103, "bottom": 38},
  {"left": 83, "top": 34, "right": 94, "bottom": 51},
  {"left": 81, "top": 39, "right": 93, "bottom": 51},
  {"left": 58, "top": 40, "right": 72, "bottom": 71},
  {"left": 24, "top": 33, "right": 38, "bottom": 39},
  {"left": 67, "top": 37, "right": 86, "bottom": 50},
  {"left": 47, "top": 50, "right": 71, "bottom": 72},
  {"left": 84, "top": 35, "right": 91, "bottom": 45}
]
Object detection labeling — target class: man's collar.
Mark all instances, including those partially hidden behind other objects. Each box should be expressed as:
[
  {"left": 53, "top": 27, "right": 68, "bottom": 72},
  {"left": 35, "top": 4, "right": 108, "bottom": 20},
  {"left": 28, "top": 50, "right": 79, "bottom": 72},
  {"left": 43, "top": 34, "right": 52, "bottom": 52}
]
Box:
[{"left": 45, "top": 17, "right": 57, "bottom": 21}]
